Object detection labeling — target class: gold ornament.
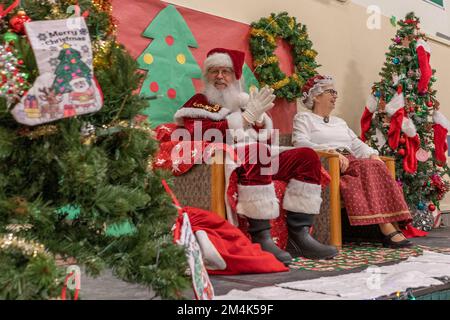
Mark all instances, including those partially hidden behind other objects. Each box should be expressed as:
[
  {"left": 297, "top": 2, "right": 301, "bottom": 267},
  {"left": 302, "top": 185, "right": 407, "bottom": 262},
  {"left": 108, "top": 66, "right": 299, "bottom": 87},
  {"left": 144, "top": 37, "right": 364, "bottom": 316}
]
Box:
[
  {"left": 253, "top": 56, "right": 279, "bottom": 68},
  {"left": 271, "top": 77, "right": 290, "bottom": 90},
  {"left": 304, "top": 50, "right": 318, "bottom": 59},
  {"left": 250, "top": 28, "right": 276, "bottom": 46}
]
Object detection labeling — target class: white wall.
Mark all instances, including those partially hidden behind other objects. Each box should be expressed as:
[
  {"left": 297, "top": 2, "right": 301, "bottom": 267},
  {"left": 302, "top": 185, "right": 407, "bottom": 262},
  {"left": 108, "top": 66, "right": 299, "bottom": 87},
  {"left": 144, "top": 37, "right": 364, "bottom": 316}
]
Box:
[{"left": 352, "top": 0, "right": 450, "bottom": 39}]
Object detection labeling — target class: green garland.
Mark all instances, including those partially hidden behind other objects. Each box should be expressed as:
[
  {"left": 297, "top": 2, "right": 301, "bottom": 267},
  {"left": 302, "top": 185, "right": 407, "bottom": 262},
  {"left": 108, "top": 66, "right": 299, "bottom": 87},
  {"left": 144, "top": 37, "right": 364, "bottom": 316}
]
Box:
[{"left": 249, "top": 12, "right": 320, "bottom": 102}]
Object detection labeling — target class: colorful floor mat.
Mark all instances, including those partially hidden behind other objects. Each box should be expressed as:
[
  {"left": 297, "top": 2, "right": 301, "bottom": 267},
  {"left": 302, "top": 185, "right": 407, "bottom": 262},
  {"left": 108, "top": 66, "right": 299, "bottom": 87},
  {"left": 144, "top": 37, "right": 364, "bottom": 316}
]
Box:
[{"left": 289, "top": 243, "right": 450, "bottom": 272}]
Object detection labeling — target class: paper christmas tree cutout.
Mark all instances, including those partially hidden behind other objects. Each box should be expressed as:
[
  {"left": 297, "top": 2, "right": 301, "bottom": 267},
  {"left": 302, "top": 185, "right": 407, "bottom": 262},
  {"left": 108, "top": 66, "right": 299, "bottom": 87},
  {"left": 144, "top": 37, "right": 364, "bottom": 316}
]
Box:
[{"left": 137, "top": 5, "right": 202, "bottom": 127}]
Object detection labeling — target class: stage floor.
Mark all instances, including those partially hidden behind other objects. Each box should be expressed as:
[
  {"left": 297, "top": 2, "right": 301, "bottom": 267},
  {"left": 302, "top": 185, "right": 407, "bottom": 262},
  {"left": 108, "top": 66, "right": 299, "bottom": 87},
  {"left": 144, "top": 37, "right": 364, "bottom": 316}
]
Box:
[
  {"left": 210, "top": 226, "right": 450, "bottom": 299},
  {"left": 79, "top": 226, "right": 450, "bottom": 300}
]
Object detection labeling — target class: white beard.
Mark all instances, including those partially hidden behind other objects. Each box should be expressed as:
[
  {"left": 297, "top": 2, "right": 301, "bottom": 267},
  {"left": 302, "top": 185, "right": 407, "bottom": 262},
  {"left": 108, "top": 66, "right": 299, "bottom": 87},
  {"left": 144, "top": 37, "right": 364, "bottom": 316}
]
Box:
[{"left": 203, "top": 81, "right": 243, "bottom": 112}]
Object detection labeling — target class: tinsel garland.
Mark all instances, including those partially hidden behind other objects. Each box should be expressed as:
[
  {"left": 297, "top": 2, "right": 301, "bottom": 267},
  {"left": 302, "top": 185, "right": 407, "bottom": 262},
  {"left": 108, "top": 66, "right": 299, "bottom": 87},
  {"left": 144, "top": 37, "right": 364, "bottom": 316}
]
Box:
[{"left": 0, "top": 233, "right": 48, "bottom": 258}]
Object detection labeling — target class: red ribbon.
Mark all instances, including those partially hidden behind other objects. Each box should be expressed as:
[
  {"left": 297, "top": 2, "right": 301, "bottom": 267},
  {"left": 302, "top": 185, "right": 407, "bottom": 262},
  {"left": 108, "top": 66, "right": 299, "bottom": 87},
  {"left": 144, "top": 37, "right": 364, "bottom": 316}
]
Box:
[
  {"left": 0, "top": 0, "right": 20, "bottom": 18},
  {"left": 161, "top": 179, "right": 182, "bottom": 215}
]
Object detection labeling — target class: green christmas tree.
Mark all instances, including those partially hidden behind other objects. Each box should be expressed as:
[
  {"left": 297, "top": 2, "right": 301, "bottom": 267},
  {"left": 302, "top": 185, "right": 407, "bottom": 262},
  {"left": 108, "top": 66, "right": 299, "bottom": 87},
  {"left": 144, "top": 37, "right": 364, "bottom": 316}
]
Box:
[
  {"left": 52, "top": 44, "right": 92, "bottom": 94},
  {"left": 137, "top": 4, "right": 202, "bottom": 127},
  {"left": 361, "top": 12, "right": 450, "bottom": 230},
  {"left": 0, "top": 0, "right": 189, "bottom": 299}
]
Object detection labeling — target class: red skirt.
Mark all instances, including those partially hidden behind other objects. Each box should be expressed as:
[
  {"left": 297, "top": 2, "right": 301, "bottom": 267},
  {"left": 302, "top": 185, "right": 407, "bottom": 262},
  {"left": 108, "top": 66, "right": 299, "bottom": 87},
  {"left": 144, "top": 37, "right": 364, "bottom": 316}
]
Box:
[{"left": 340, "top": 157, "right": 412, "bottom": 226}]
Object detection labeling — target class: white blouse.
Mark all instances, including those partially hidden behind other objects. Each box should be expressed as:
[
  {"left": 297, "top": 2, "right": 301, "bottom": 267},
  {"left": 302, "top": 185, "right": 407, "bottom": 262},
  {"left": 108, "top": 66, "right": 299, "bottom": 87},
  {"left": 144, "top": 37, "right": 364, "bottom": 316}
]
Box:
[{"left": 292, "top": 112, "right": 378, "bottom": 159}]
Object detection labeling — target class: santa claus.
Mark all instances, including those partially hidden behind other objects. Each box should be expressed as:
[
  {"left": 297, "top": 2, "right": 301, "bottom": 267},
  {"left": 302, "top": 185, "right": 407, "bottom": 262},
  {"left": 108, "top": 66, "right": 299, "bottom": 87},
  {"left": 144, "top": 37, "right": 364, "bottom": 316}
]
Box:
[
  {"left": 69, "top": 76, "right": 96, "bottom": 110},
  {"left": 172, "top": 48, "right": 338, "bottom": 265}
]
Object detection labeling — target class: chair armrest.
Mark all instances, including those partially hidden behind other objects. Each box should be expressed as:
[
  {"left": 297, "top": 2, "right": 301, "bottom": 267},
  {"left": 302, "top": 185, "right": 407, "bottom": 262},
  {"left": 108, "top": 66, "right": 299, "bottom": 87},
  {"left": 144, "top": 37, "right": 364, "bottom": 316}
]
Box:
[
  {"left": 315, "top": 150, "right": 340, "bottom": 159},
  {"left": 210, "top": 152, "right": 226, "bottom": 219},
  {"left": 379, "top": 156, "right": 396, "bottom": 179},
  {"left": 314, "top": 150, "right": 342, "bottom": 248},
  {"left": 379, "top": 156, "right": 394, "bottom": 162}
]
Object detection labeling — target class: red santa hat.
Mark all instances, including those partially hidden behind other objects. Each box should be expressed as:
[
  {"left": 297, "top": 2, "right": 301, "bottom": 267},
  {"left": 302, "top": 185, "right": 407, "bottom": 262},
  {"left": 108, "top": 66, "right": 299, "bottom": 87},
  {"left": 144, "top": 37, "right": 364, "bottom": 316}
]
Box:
[
  {"left": 203, "top": 48, "right": 245, "bottom": 80},
  {"left": 433, "top": 111, "right": 450, "bottom": 165}
]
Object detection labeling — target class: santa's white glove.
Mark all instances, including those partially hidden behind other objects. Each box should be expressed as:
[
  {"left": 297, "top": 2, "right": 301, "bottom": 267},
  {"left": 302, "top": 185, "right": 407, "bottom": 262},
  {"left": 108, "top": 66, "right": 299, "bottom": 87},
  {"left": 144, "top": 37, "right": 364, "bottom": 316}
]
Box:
[{"left": 242, "top": 86, "right": 276, "bottom": 125}]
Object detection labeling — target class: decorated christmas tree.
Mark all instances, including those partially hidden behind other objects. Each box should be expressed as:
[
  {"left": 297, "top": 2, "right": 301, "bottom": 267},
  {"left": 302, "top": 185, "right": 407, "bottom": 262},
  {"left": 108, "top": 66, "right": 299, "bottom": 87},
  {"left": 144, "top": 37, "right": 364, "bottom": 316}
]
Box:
[
  {"left": 0, "top": 0, "right": 188, "bottom": 299},
  {"left": 52, "top": 44, "right": 92, "bottom": 95},
  {"left": 137, "top": 4, "right": 202, "bottom": 127},
  {"left": 360, "top": 12, "right": 450, "bottom": 231}
]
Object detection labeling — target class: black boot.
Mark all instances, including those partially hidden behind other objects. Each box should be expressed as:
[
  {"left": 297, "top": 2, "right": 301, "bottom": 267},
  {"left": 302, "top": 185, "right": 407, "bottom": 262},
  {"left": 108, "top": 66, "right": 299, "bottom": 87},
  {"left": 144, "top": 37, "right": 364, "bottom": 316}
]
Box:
[
  {"left": 248, "top": 218, "right": 292, "bottom": 266},
  {"left": 286, "top": 212, "right": 338, "bottom": 260}
]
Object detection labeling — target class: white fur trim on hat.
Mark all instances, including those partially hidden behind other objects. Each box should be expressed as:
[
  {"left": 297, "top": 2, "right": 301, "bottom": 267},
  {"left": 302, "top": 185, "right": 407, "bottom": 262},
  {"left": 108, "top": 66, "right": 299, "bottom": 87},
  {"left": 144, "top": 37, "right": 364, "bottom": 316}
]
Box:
[
  {"left": 433, "top": 111, "right": 450, "bottom": 130},
  {"left": 203, "top": 53, "right": 233, "bottom": 75},
  {"left": 173, "top": 106, "right": 231, "bottom": 125},
  {"left": 195, "top": 230, "right": 227, "bottom": 270},
  {"left": 385, "top": 93, "right": 405, "bottom": 117},
  {"left": 402, "top": 117, "right": 417, "bottom": 138},
  {"left": 282, "top": 179, "right": 322, "bottom": 214},
  {"left": 366, "top": 94, "right": 378, "bottom": 113},
  {"left": 236, "top": 183, "right": 279, "bottom": 220}
]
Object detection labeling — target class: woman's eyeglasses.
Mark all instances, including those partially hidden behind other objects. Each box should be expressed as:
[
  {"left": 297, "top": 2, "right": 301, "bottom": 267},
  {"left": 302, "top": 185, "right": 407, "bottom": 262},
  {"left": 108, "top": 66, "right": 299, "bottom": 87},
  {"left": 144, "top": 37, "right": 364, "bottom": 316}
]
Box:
[{"left": 323, "top": 89, "right": 338, "bottom": 96}]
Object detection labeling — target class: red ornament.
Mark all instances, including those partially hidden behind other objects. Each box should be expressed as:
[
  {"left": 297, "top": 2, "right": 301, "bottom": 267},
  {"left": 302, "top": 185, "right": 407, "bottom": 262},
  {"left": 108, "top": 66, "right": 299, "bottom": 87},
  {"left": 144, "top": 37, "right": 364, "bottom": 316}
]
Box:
[
  {"left": 428, "top": 204, "right": 436, "bottom": 211},
  {"left": 427, "top": 100, "right": 434, "bottom": 108},
  {"left": 399, "top": 137, "right": 406, "bottom": 145},
  {"left": 150, "top": 82, "right": 159, "bottom": 92},
  {"left": 167, "top": 88, "right": 177, "bottom": 99},
  {"left": 165, "top": 35, "right": 174, "bottom": 46},
  {"left": 398, "top": 148, "right": 405, "bottom": 156},
  {"left": 9, "top": 10, "right": 31, "bottom": 34}
]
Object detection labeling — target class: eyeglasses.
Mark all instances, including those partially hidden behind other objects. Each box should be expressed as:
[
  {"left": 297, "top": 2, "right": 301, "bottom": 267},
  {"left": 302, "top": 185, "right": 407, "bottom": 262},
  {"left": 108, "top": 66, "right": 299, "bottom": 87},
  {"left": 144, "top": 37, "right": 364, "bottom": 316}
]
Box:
[
  {"left": 207, "top": 68, "right": 233, "bottom": 77},
  {"left": 323, "top": 89, "right": 338, "bottom": 96}
]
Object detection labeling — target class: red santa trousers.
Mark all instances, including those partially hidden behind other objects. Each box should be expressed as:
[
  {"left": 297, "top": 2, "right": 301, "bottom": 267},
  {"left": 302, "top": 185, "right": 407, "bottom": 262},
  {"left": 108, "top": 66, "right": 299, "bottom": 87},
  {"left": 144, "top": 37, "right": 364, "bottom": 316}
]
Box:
[{"left": 231, "top": 144, "right": 324, "bottom": 220}]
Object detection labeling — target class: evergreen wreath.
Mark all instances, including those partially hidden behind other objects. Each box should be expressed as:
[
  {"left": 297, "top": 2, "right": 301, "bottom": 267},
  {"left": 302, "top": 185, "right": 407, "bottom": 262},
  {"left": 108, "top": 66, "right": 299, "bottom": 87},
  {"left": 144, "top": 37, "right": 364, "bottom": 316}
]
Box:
[{"left": 249, "top": 12, "right": 320, "bottom": 101}]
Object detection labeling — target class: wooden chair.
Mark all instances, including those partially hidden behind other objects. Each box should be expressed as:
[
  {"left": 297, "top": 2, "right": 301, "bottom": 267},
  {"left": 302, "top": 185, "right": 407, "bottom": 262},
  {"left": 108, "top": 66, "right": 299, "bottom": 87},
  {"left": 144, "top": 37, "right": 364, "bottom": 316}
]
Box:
[{"left": 172, "top": 135, "right": 396, "bottom": 248}]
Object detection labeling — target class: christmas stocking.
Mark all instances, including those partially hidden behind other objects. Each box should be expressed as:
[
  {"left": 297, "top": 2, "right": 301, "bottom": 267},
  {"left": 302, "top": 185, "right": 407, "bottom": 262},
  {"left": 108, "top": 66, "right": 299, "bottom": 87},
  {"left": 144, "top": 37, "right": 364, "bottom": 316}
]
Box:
[
  {"left": 385, "top": 92, "right": 406, "bottom": 150},
  {"left": 416, "top": 39, "right": 432, "bottom": 94},
  {"left": 433, "top": 111, "right": 450, "bottom": 164},
  {"left": 404, "top": 132, "right": 420, "bottom": 174},
  {"left": 11, "top": 17, "right": 103, "bottom": 126},
  {"left": 360, "top": 94, "right": 378, "bottom": 141}
]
